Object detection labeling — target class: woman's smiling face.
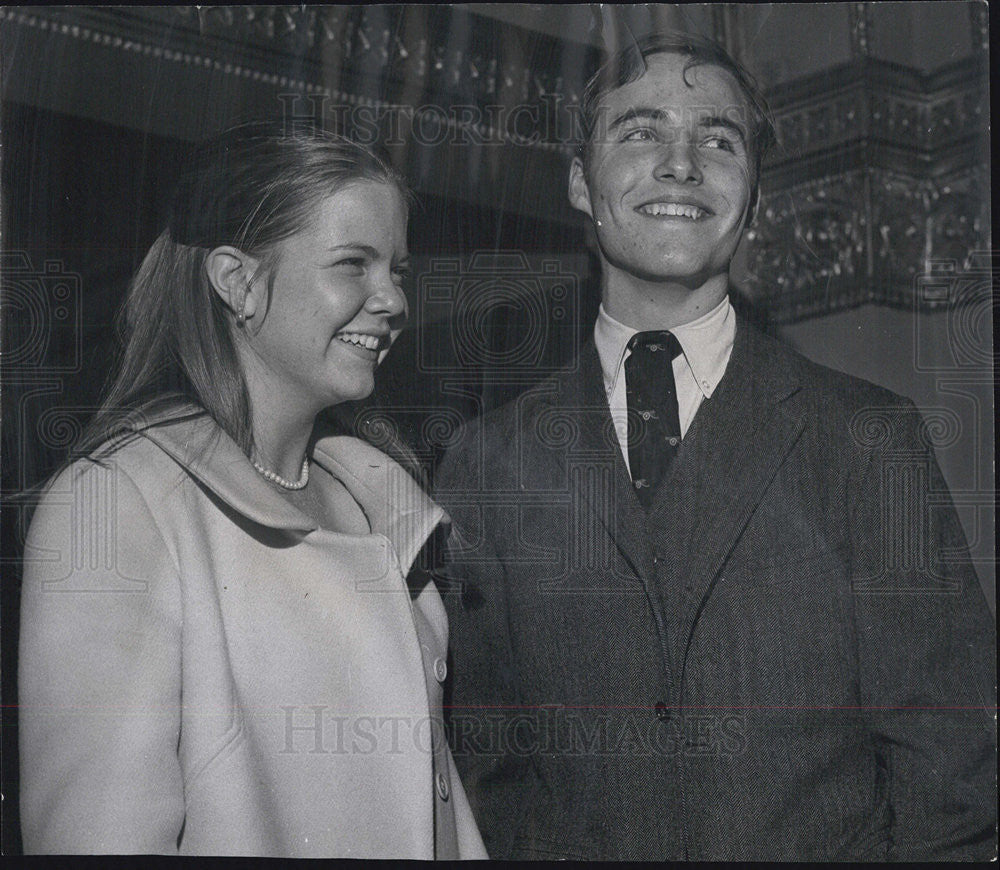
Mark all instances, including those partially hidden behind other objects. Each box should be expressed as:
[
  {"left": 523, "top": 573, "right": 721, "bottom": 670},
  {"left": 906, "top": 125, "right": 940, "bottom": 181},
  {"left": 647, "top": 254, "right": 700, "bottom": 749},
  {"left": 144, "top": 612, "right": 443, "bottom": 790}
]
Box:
[{"left": 243, "top": 181, "right": 409, "bottom": 416}]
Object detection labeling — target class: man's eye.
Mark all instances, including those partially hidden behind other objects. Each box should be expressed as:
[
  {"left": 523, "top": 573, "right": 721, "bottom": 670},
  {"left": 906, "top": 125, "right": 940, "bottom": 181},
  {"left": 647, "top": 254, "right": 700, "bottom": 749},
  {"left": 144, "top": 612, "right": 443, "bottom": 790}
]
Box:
[
  {"left": 622, "top": 128, "right": 656, "bottom": 142},
  {"left": 335, "top": 257, "right": 367, "bottom": 269},
  {"left": 391, "top": 267, "right": 411, "bottom": 283}
]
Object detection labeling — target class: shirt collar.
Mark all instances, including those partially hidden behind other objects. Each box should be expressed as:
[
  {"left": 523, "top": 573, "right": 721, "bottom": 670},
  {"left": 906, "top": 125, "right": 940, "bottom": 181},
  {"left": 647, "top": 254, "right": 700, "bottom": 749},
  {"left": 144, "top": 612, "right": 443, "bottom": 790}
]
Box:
[
  {"left": 136, "top": 411, "right": 444, "bottom": 572},
  {"left": 593, "top": 295, "right": 735, "bottom": 399}
]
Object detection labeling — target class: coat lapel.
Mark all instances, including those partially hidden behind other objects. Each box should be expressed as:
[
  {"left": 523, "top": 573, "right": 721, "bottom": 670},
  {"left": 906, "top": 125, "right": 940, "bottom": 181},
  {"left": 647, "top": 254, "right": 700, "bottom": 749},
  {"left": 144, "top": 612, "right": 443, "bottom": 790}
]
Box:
[
  {"left": 538, "top": 341, "right": 653, "bottom": 582},
  {"left": 313, "top": 435, "right": 446, "bottom": 578},
  {"left": 652, "top": 321, "right": 805, "bottom": 668}
]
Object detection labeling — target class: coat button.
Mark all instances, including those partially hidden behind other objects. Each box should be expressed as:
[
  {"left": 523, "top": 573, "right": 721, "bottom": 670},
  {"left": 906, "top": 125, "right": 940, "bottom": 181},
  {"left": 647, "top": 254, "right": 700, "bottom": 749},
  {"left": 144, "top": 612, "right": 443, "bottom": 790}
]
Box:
[
  {"left": 655, "top": 701, "right": 671, "bottom": 722},
  {"left": 435, "top": 771, "right": 450, "bottom": 801},
  {"left": 433, "top": 657, "right": 447, "bottom": 683}
]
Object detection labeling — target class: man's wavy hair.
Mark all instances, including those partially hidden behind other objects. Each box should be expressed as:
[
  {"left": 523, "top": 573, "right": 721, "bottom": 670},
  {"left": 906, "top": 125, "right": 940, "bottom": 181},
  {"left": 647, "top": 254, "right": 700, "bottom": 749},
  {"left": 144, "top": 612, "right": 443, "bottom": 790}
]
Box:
[{"left": 578, "top": 30, "right": 777, "bottom": 219}]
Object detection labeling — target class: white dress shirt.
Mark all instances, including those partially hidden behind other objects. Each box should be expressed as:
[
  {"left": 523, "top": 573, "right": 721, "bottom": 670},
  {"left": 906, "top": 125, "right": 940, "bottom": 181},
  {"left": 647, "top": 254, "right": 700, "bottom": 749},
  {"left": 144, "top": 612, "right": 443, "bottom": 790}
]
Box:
[{"left": 593, "top": 295, "right": 736, "bottom": 475}]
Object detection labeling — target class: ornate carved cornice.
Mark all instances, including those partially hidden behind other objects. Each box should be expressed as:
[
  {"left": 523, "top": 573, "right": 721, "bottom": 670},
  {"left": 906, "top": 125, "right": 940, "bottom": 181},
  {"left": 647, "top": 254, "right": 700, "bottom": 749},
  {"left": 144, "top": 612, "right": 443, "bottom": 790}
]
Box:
[
  {"left": 1, "top": 6, "right": 598, "bottom": 124},
  {"left": 3, "top": 5, "right": 989, "bottom": 324},
  {"left": 764, "top": 57, "right": 987, "bottom": 171},
  {"left": 747, "top": 55, "right": 988, "bottom": 322}
]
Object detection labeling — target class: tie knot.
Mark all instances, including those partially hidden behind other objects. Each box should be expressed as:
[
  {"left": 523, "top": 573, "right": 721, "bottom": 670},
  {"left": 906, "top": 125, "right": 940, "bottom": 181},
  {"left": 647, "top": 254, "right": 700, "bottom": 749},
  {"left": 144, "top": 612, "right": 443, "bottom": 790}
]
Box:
[{"left": 626, "top": 330, "right": 682, "bottom": 359}]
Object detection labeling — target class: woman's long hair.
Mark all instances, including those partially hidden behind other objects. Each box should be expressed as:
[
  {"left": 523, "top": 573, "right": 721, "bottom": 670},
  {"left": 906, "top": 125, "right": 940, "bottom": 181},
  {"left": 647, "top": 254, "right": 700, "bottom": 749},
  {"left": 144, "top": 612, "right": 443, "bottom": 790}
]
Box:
[{"left": 75, "top": 122, "right": 411, "bottom": 462}]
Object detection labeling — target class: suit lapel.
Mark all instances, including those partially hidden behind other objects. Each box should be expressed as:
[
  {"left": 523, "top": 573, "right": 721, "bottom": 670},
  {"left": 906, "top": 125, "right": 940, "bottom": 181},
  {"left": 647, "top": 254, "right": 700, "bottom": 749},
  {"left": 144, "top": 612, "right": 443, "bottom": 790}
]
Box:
[
  {"left": 539, "top": 341, "right": 653, "bottom": 581},
  {"left": 652, "top": 321, "right": 805, "bottom": 668}
]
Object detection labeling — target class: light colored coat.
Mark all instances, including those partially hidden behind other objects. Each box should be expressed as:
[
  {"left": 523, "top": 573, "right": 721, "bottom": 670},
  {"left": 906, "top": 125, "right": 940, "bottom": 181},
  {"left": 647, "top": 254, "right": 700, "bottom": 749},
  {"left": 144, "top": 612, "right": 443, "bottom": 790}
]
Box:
[{"left": 19, "top": 413, "right": 487, "bottom": 858}]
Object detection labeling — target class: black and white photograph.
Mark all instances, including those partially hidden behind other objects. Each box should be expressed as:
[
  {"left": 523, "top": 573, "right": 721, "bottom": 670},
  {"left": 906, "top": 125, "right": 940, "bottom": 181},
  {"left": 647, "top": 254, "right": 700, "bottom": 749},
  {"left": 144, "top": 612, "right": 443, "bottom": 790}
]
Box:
[{"left": 1, "top": 3, "right": 995, "bottom": 859}]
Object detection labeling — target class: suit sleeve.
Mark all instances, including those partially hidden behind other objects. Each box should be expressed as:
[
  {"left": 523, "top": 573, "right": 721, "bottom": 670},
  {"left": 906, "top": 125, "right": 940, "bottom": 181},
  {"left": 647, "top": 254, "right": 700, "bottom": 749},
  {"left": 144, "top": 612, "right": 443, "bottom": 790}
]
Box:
[
  {"left": 849, "top": 399, "right": 997, "bottom": 861},
  {"left": 434, "top": 432, "right": 532, "bottom": 860},
  {"left": 19, "top": 459, "right": 185, "bottom": 854}
]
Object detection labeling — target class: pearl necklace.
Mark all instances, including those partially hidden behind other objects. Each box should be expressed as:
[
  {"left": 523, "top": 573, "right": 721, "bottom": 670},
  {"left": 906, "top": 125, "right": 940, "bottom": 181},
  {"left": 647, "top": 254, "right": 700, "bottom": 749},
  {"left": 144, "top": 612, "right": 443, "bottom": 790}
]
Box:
[{"left": 251, "top": 456, "right": 309, "bottom": 490}]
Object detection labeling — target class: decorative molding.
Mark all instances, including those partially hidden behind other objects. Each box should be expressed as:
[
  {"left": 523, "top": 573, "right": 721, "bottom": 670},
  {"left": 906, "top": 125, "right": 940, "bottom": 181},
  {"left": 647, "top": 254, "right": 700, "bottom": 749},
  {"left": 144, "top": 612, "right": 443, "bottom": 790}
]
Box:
[
  {"left": 2, "top": 5, "right": 989, "bottom": 324},
  {"left": 848, "top": 2, "right": 873, "bottom": 59},
  {"left": 747, "top": 55, "right": 988, "bottom": 322},
  {"left": 969, "top": 0, "right": 989, "bottom": 53},
  {"left": 746, "top": 163, "right": 989, "bottom": 323},
  {"left": 0, "top": 6, "right": 597, "bottom": 116},
  {"left": 0, "top": 7, "right": 329, "bottom": 94},
  {"left": 0, "top": 5, "right": 596, "bottom": 156},
  {"left": 764, "top": 57, "right": 987, "bottom": 165}
]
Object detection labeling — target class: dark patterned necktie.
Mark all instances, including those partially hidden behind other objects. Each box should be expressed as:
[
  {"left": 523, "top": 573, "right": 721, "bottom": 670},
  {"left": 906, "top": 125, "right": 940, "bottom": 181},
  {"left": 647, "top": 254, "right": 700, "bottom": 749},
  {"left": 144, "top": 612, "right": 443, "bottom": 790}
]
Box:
[{"left": 624, "top": 330, "right": 683, "bottom": 509}]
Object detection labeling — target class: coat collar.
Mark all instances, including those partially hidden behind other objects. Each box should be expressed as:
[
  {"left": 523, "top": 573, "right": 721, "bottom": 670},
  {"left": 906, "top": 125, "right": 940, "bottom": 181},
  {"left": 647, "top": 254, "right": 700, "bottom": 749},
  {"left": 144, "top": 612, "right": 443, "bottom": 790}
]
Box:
[
  {"left": 137, "top": 411, "right": 444, "bottom": 574},
  {"left": 650, "top": 320, "right": 806, "bottom": 684},
  {"left": 311, "top": 435, "right": 446, "bottom": 575},
  {"left": 534, "top": 336, "right": 654, "bottom": 577},
  {"left": 535, "top": 317, "right": 805, "bottom": 579},
  {"left": 542, "top": 314, "right": 800, "bottom": 425},
  {"left": 658, "top": 317, "right": 806, "bottom": 576}
]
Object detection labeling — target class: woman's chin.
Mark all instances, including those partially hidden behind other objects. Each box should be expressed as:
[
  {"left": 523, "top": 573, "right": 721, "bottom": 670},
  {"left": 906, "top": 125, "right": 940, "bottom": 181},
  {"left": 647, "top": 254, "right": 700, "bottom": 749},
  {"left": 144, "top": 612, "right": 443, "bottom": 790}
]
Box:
[{"left": 326, "top": 380, "right": 376, "bottom": 408}]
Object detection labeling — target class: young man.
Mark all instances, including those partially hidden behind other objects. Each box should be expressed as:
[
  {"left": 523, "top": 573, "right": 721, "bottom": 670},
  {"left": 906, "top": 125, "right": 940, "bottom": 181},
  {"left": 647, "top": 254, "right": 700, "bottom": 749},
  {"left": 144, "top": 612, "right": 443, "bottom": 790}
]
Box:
[{"left": 434, "top": 32, "right": 995, "bottom": 861}]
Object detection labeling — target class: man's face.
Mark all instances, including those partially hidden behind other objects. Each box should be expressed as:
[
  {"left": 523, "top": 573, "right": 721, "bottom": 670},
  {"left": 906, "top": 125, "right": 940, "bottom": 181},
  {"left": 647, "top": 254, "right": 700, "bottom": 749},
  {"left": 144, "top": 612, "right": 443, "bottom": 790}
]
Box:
[{"left": 569, "top": 53, "right": 754, "bottom": 291}]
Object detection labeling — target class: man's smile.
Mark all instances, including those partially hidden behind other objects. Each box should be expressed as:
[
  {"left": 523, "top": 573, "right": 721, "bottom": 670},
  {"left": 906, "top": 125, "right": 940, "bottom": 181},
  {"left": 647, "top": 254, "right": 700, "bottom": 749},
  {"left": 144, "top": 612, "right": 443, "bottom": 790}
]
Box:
[{"left": 636, "top": 201, "right": 709, "bottom": 220}]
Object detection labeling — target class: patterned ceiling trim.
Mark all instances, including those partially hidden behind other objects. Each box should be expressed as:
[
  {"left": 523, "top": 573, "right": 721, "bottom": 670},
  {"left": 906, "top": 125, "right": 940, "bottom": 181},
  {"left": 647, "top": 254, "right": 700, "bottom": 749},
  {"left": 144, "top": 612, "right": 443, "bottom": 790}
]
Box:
[
  {"left": 3, "top": 5, "right": 989, "bottom": 324},
  {"left": 0, "top": 7, "right": 329, "bottom": 94},
  {"left": 0, "top": 5, "right": 594, "bottom": 153},
  {"left": 969, "top": 1, "right": 989, "bottom": 52},
  {"left": 747, "top": 53, "right": 988, "bottom": 322},
  {"left": 848, "top": 2, "right": 873, "bottom": 59},
  {"left": 745, "top": 164, "right": 988, "bottom": 322},
  {"left": 765, "top": 57, "right": 987, "bottom": 163}
]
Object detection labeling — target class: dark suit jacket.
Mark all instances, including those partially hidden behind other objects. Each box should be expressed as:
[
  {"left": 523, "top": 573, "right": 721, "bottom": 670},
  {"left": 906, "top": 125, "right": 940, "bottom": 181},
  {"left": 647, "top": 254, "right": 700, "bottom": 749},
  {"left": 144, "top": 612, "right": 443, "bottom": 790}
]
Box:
[{"left": 434, "top": 319, "right": 996, "bottom": 861}]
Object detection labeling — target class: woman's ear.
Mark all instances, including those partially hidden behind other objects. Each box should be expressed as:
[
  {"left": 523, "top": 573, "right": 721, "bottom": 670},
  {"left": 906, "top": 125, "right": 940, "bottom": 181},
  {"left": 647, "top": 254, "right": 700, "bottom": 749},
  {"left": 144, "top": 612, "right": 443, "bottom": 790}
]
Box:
[{"left": 205, "top": 246, "right": 262, "bottom": 324}]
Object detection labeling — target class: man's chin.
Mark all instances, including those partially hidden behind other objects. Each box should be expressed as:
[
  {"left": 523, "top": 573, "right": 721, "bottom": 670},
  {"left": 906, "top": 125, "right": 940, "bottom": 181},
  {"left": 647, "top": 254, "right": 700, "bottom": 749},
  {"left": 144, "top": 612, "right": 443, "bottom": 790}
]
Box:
[{"left": 605, "top": 257, "right": 719, "bottom": 291}]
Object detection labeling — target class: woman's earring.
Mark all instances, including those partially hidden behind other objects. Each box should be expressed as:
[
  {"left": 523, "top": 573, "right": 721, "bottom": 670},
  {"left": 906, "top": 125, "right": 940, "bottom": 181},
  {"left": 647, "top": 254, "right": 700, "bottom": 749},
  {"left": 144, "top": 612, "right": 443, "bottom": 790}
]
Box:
[
  {"left": 236, "top": 280, "right": 252, "bottom": 327},
  {"left": 236, "top": 289, "right": 248, "bottom": 326}
]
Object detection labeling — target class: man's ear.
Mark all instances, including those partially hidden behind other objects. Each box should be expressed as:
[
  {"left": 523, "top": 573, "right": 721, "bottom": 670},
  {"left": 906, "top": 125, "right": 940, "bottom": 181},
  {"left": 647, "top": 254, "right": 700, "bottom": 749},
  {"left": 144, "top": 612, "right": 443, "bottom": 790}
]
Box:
[
  {"left": 568, "top": 156, "right": 594, "bottom": 218},
  {"left": 747, "top": 184, "right": 761, "bottom": 228},
  {"left": 205, "top": 246, "right": 262, "bottom": 321}
]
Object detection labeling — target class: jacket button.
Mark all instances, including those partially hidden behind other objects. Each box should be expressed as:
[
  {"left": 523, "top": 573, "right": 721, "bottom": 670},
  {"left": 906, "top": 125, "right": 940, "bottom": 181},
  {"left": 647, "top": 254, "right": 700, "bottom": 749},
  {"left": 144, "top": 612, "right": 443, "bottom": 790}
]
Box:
[
  {"left": 435, "top": 771, "right": 450, "bottom": 801},
  {"left": 655, "top": 701, "right": 671, "bottom": 722},
  {"left": 433, "top": 657, "right": 447, "bottom": 683}
]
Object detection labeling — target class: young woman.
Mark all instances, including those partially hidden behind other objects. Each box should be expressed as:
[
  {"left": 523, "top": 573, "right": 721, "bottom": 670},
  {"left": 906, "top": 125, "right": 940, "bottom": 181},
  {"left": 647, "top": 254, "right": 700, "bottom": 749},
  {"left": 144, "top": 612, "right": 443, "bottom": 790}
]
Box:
[{"left": 18, "top": 123, "right": 487, "bottom": 859}]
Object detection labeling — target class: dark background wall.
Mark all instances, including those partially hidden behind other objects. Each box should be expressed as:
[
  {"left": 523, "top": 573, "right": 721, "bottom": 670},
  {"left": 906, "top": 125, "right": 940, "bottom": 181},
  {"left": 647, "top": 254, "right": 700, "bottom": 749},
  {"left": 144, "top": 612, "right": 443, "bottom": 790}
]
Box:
[{"left": 1, "top": 4, "right": 992, "bottom": 855}]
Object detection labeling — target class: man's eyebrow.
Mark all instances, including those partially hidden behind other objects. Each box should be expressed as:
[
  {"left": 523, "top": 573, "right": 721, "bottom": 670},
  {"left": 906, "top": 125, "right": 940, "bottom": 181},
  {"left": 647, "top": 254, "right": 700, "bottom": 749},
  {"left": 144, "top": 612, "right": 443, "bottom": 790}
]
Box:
[
  {"left": 698, "top": 115, "right": 747, "bottom": 145},
  {"left": 607, "top": 108, "right": 670, "bottom": 131}
]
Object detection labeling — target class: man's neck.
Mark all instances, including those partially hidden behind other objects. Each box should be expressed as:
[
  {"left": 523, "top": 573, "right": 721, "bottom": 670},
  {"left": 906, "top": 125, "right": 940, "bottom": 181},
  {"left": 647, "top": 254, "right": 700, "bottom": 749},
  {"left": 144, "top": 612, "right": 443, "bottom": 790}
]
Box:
[{"left": 602, "top": 272, "right": 729, "bottom": 332}]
